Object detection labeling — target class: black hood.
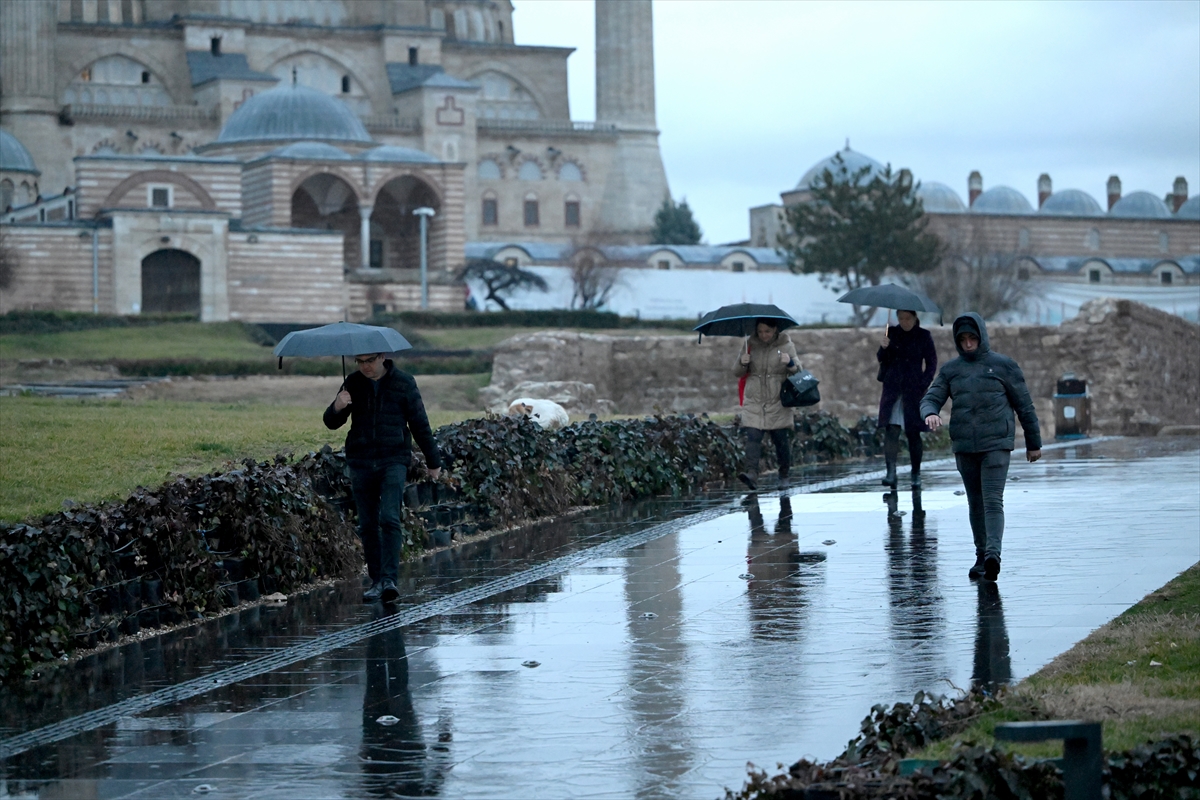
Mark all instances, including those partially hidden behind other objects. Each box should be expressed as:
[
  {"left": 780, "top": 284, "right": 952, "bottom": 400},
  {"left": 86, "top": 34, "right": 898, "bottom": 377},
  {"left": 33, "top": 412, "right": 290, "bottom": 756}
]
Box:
[{"left": 952, "top": 312, "right": 989, "bottom": 360}]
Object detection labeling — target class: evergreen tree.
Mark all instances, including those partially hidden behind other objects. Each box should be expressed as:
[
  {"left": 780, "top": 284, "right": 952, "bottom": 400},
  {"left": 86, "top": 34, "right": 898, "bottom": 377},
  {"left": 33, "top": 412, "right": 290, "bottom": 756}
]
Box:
[
  {"left": 779, "top": 155, "right": 944, "bottom": 325},
  {"left": 650, "top": 197, "right": 703, "bottom": 245}
]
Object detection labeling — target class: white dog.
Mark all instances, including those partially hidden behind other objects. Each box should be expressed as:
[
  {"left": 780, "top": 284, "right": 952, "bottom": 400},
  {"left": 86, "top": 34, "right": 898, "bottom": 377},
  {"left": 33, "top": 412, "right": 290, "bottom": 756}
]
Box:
[{"left": 507, "top": 398, "right": 570, "bottom": 430}]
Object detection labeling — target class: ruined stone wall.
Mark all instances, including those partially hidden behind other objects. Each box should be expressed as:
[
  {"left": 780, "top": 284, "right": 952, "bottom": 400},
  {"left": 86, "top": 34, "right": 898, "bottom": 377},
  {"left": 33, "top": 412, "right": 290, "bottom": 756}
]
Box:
[{"left": 484, "top": 299, "right": 1200, "bottom": 434}]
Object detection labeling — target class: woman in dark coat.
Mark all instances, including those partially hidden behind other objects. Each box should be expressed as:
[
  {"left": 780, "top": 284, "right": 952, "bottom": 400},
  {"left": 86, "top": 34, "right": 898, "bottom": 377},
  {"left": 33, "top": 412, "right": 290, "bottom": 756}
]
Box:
[{"left": 876, "top": 310, "right": 937, "bottom": 488}]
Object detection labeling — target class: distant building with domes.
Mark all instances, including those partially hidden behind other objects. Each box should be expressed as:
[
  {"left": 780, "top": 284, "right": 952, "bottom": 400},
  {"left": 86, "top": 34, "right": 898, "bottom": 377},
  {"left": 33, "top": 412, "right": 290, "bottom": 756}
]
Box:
[{"left": 0, "top": 0, "right": 669, "bottom": 321}]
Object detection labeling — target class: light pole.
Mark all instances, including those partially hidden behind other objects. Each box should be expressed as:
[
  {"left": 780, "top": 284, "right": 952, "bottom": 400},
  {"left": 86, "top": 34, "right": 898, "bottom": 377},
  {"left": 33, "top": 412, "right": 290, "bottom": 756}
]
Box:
[{"left": 413, "top": 206, "right": 436, "bottom": 309}]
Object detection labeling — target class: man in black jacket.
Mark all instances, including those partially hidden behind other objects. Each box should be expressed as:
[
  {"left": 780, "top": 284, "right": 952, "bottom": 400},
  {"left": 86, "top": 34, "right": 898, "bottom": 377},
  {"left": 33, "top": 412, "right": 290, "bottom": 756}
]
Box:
[
  {"left": 920, "top": 313, "right": 1041, "bottom": 582},
  {"left": 324, "top": 352, "right": 442, "bottom": 603}
]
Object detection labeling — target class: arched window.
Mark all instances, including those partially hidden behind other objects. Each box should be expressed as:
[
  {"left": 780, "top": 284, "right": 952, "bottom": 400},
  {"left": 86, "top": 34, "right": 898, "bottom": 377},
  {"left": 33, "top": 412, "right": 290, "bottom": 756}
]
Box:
[
  {"left": 1, "top": 180, "right": 13, "bottom": 212},
  {"left": 1085, "top": 228, "right": 1100, "bottom": 250},
  {"left": 453, "top": 9, "right": 468, "bottom": 40},
  {"left": 63, "top": 55, "right": 170, "bottom": 106},
  {"left": 523, "top": 193, "right": 539, "bottom": 226},
  {"left": 482, "top": 191, "right": 498, "bottom": 226},
  {"left": 564, "top": 194, "right": 580, "bottom": 227},
  {"left": 558, "top": 162, "right": 583, "bottom": 182},
  {"left": 478, "top": 159, "right": 502, "bottom": 180},
  {"left": 518, "top": 160, "right": 542, "bottom": 181},
  {"left": 430, "top": 8, "right": 445, "bottom": 29},
  {"left": 1159, "top": 232, "right": 1169, "bottom": 253},
  {"left": 1018, "top": 228, "right": 1030, "bottom": 249},
  {"left": 475, "top": 70, "right": 540, "bottom": 119},
  {"left": 341, "top": 75, "right": 350, "bottom": 93}
]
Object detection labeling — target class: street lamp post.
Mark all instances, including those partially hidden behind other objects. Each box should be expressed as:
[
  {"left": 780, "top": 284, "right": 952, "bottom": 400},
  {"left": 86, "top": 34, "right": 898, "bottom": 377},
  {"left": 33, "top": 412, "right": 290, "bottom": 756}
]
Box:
[{"left": 413, "top": 206, "right": 436, "bottom": 309}]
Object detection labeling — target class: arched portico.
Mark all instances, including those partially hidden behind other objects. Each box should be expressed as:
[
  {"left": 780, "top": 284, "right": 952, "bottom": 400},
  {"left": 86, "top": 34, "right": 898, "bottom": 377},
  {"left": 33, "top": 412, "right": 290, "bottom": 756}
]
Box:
[
  {"left": 291, "top": 172, "right": 361, "bottom": 268},
  {"left": 367, "top": 175, "right": 442, "bottom": 271}
]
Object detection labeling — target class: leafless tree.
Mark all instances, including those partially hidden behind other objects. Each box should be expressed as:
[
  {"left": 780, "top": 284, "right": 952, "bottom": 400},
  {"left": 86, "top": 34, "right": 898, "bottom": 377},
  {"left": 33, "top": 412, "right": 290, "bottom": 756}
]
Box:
[
  {"left": 569, "top": 253, "right": 625, "bottom": 310},
  {"left": 910, "top": 220, "right": 1041, "bottom": 321},
  {"left": 0, "top": 228, "right": 17, "bottom": 290}
]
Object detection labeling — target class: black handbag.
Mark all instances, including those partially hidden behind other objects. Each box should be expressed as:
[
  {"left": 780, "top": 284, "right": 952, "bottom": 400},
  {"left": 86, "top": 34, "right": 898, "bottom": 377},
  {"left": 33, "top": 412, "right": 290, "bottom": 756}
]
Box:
[{"left": 780, "top": 369, "right": 821, "bottom": 407}]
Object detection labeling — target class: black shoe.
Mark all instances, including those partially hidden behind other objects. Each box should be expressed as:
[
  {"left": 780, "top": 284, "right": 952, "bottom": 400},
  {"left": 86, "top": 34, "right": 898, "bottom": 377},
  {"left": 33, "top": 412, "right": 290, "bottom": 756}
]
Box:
[
  {"left": 362, "top": 582, "right": 383, "bottom": 603},
  {"left": 882, "top": 461, "right": 897, "bottom": 488},
  {"left": 984, "top": 555, "right": 1001, "bottom": 581},
  {"left": 738, "top": 472, "right": 757, "bottom": 491},
  {"left": 968, "top": 554, "right": 986, "bottom": 580},
  {"left": 380, "top": 579, "right": 399, "bottom": 603},
  {"left": 910, "top": 472, "right": 922, "bottom": 489},
  {"left": 778, "top": 466, "right": 789, "bottom": 479}
]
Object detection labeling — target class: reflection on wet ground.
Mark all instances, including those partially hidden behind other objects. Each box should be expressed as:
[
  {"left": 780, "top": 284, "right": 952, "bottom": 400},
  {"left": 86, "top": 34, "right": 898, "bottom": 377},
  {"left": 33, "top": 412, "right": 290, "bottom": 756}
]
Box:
[{"left": 1, "top": 438, "right": 1197, "bottom": 799}]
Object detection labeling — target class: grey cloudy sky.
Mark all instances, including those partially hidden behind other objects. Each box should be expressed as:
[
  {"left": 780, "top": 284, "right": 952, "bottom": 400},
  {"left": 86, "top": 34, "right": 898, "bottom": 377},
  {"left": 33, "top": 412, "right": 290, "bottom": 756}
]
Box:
[{"left": 515, "top": 0, "right": 1200, "bottom": 244}]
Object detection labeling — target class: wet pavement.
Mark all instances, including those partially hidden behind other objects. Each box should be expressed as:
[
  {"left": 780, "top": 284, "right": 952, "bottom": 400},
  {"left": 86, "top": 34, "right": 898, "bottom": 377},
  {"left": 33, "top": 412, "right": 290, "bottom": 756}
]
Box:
[{"left": 1, "top": 437, "right": 1198, "bottom": 799}]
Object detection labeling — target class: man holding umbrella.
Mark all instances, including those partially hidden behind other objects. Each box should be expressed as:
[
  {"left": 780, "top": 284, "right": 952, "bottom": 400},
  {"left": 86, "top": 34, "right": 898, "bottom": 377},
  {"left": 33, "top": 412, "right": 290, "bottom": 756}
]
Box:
[{"left": 324, "top": 351, "right": 442, "bottom": 603}]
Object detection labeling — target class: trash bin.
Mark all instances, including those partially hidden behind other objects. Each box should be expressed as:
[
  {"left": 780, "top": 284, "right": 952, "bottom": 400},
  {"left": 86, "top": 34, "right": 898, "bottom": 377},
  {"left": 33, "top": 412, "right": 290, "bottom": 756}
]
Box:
[{"left": 1054, "top": 373, "right": 1090, "bottom": 440}]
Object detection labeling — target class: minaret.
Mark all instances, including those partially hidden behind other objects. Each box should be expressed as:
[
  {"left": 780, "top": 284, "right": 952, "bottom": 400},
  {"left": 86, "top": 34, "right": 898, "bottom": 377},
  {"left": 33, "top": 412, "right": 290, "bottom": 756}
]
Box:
[
  {"left": 1, "top": 1, "right": 67, "bottom": 193},
  {"left": 594, "top": 0, "right": 670, "bottom": 242}
]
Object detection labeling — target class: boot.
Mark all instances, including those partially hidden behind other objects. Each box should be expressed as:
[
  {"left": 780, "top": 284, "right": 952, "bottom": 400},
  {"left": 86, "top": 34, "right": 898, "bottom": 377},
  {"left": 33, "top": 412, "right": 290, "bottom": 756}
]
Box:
[
  {"left": 968, "top": 552, "right": 986, "bottom": 580},
  {"left": 910, "top": 469, "right": 922, "bottom": 489},
  {"left": 984, "top": 554, "right": 1001, "bottom": 581},
  {"left": 778, "top": 465, "right": 789, "bottom": 484},
  {"left": 882, "top": 457, "right": 897, "bottom": 488},
  {"left": 738, "top": 472, "right": 758, "bottom": 491}
]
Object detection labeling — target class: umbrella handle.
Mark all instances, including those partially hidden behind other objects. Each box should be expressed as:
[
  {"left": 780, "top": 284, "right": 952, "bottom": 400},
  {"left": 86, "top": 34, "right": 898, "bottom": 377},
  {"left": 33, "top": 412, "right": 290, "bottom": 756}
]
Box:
[{"left": 278, "top": 357, "right": 283, "bottom": 370}]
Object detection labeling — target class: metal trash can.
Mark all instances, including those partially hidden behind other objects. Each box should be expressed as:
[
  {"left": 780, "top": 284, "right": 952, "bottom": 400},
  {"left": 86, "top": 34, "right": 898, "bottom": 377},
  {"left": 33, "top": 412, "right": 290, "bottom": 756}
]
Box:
[{"left": 1054, "top": 373, "right": 1090, "bottom": 440}]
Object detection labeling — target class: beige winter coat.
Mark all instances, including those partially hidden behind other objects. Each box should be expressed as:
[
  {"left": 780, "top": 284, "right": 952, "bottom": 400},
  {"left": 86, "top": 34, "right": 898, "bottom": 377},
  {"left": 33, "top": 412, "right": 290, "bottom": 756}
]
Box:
[{"left": 733, "top": 332, "right": 800, "bottom": 430}]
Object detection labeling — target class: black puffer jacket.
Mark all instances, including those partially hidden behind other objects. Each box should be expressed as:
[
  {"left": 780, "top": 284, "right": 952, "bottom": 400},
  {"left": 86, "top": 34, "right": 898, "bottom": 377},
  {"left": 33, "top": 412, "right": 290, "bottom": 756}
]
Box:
[
  {"left": 323, "top": 361, "right": 442, "bottom": 469},
  {"left": 919, "top": 313, "right": 1042, "bottom": 453}
]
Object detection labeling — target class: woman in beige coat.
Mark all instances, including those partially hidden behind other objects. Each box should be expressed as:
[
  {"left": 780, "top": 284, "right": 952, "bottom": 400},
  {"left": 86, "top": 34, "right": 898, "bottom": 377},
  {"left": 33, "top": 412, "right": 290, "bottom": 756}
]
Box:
[{"left": 734, "top": 319, "right": 801, "bottom": 489}]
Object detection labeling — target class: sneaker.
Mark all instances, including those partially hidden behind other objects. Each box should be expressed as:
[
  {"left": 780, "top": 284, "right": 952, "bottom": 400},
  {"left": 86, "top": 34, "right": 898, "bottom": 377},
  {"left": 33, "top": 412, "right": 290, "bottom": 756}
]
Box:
[
  {"left": 738, "top": 472, "right": 757, "bottom": 491},
  {"left": 968, "top": 553, "right": 986, "bottom": 580},
  {"left": 362, "top": 582, "right": 383, "bottom": 603},
  {"left": 380, "top": 579, "right": 399, "bottom": 603},
  {"left": 983, "top": 555, "right": 1001, "bottom": 581}
]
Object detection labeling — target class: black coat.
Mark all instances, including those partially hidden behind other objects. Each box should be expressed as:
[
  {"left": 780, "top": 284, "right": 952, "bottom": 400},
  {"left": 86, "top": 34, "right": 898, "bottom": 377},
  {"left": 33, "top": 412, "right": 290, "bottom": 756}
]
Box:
[
  {"left": 876, "top": 322, "right": 938, "bottom": 432},
  {"left": 323, "top": 361, "right": 443, "bottom": 469},
  {"left": 919, "top": 313, "right": 1042, "bottom": 454}
]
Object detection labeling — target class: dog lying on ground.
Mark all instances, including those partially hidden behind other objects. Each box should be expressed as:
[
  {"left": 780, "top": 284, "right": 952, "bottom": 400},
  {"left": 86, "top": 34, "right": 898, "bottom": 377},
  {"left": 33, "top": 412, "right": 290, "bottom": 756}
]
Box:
[{"left": 506, "top": 398, "right": 570, "bottom": 430}]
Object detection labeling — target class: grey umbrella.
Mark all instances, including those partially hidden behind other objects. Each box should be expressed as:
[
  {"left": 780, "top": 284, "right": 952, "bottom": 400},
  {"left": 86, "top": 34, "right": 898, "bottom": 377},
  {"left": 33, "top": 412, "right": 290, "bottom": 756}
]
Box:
[
  {"left": 273, "top": 322, "right": 412, "bottom": 377},
  {"left": 837, "top": 284, "right": 942, "bottom": 323},
  {"left": 693, "top": 303, "right": 799, "bottom": 343}
]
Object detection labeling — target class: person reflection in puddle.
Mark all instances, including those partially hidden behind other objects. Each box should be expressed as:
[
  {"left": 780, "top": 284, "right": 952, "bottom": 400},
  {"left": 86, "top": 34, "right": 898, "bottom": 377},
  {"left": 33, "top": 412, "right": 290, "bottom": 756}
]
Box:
[
  {"left": 972, "top": 581, "right": 1012, "bottom": 693},
  {"left": 885, "top": 490, "right": 944, "bottom": 674},
  {"left": 361, "top": 626, "right": 447, "bottom": 797},
  {"left": 744, "top": 496, "right": 824, "bottom": 641}
]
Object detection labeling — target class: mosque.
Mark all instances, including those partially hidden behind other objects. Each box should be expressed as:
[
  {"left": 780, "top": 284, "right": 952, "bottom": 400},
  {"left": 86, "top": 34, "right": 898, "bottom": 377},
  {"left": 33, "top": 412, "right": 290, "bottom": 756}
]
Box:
[{"left": 1, "top": 0, "right": 669, "bottom": 321}]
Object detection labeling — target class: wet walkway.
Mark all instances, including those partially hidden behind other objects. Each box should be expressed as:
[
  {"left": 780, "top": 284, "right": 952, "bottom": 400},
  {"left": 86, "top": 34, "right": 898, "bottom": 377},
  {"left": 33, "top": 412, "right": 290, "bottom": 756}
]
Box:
[{"left": 1, "top": 437, "right": 1198, "bottom": 799}]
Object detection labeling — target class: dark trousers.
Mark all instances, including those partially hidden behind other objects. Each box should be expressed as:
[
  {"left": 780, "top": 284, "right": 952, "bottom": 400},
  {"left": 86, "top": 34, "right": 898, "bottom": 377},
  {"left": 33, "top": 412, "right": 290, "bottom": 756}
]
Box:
[
  {"left": 349, "top": 462, "right": 407, "bottom": 585},
  {"left": 954, "top": 450, "right": 1011, "bottom": 558},
  {"left": 743, "top": 428, "right": 790, "bottom": 475},
  {"left": 883, "top": 424, "right": 923, "bottom": 472}
]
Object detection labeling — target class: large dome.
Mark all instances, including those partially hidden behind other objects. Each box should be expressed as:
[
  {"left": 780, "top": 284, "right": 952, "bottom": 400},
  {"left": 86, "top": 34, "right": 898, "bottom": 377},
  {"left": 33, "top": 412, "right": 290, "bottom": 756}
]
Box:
[
  {"left": 971, "top": 186, "right": 1033, "bottom": 215},
  {"left": 217, "top": 84, "right": 372, "bottom": 145},
  {"left": 797, "top": 147, "right": 885, "bottom": 189},
  {"left": 916, "top": 181, "right": 966, "bottom": 213},
  {"left": 1039, "top": 189, "right": 1102, "bottom": 216},
  {"left": 1176, "top": 195, "right": 1200, "bottom": 220},
  {"left": 0, "top": 130, "right": 40, "bottom": 174},
  {"left": 1109, "top": 191, "right": 1172, "bottom": 219}
]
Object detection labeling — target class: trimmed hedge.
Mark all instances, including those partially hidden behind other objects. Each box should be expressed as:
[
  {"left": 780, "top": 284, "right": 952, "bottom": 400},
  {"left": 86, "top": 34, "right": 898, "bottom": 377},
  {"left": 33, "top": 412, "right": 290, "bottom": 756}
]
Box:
[
  {"left": 109, "top": 351, "right": 492, "bottom": 378},
  {"left": 374, "top": 309, "right": 697, "bottom": 330}
]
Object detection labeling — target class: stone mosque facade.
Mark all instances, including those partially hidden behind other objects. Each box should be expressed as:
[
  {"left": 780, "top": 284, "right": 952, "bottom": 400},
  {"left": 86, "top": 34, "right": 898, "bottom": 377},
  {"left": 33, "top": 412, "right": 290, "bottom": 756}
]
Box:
[{"left": 0, "top": 0, "right": 670, "bottom": 321}]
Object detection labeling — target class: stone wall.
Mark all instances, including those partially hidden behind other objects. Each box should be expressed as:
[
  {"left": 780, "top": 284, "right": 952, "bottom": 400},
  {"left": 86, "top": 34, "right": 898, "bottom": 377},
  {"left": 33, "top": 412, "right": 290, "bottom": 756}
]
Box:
[{"left": 483, "top": 299, "right": 1200, "bottom": 434}]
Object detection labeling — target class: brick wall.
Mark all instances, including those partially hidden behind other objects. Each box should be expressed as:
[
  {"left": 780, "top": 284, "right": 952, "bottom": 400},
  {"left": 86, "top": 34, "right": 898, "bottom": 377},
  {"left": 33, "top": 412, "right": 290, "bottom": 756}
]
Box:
[
  {"left": 0, "top": 224, "right": 113, "bottom": 313},
  {"left": 226, "top": 231, "right": 346, "bottom": 323}
]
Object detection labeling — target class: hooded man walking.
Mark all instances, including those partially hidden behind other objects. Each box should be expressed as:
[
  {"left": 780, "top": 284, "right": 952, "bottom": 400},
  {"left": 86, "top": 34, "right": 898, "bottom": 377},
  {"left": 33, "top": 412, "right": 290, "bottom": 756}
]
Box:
[
  {"left": 324, "top": 352, "right": 442, "bottom": 603},
  {"left": 920, "top": 313, "right": 1041, "bottom": 581}
]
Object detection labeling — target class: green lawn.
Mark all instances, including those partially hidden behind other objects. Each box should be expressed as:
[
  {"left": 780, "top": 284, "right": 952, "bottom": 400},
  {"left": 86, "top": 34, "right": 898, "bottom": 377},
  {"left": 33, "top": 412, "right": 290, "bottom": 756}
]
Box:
[
  {"left": 0, "top": 322, "right": 272, "bottom": 362},
  {"left": 0, "top": 396, "right": 473, "bottom": 522}
]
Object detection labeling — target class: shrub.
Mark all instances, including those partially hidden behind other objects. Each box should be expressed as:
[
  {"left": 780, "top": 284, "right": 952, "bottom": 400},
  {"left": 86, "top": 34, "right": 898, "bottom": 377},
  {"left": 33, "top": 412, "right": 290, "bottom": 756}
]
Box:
[{"left": 1, "top": 309, "right": 205, "bottom": 335}]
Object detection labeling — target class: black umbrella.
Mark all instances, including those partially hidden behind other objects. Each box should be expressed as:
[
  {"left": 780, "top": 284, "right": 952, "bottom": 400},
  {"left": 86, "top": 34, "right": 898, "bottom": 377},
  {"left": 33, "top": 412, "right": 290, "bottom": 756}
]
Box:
[
  {"left": 694, "top": 303, "right": 799, "bottom": 343},
  {"left": 272, "top": 321, "right": 413, "bottom": 377},
  {"left": 837, "top": 284, "right": 941, "bottom": 318}
]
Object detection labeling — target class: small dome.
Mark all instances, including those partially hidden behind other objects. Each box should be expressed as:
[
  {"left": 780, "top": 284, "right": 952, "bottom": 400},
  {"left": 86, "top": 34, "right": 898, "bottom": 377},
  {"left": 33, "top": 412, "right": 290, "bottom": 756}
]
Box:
[
  {"left": 916, "top": 181, "right": 966, "bottom": 213},
  {"left": 1039, "top": 189, "right": 1103, "bottom": 217},
  {"left": 971, "top": 186, "right": 1033, "bottom": 215},
  {"left": 270, "top": 141, "right": 352, "bottom": 160},
  {"left": 1109, "top": 191, "right": 1172, "bottom": 219},
  {"left": 0, "top": 130, "right": 40, "bottom": 174},
  {"left": 1176, "top": 195, "right": 1200, "bottom": 220},
  {"left": 217, "top": 83, "right": 371, "bottom": 145},
  {"left": 797, "top": 147, "right": 885, "bottom": 189},
  {"left": 362, "top": 145, "right": 438, "bottom": 164}
]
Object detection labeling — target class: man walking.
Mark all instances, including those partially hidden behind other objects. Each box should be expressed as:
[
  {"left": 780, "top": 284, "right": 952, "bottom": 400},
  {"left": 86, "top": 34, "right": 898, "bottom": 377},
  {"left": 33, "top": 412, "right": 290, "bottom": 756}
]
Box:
[
  {"left": 325, "top": 352, "right": 442, "bottom": 603},
  {"left": 920, "top": 313, "right": 1041, "bottom": 581}
]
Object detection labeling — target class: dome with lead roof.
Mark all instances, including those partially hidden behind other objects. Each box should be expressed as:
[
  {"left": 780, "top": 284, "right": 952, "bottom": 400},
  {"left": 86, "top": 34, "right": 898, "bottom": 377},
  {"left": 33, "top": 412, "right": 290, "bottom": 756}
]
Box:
[
  {"left": 217, "top": 83, "right": 371, "bottom": 145},
  {"left": 1109, "top": 191, "right": 1172, "bottom": 219},
  {"left": 971, "top": 186, "right": 1033, "bottom": 215},
  {"left": 916, "top": 181, "right": 966, "bottom": 213},
  {"left": 797, "top": 147, "right": 885, "bottom": 189},
  {"left": 1176, "top": 195, "right": 1200, "bottom": 220},
  {"left": 1039, "top": 189, "right": 1103, "bottom": 217},
  {"left": 0, "top": 130, "right": 40, "bottom": 175}
]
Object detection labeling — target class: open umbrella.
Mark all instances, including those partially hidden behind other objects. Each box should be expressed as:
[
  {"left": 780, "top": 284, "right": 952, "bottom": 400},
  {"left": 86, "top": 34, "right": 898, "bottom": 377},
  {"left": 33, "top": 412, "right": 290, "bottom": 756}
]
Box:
[
  {"left": 273, "top": 321, "right": 413, "bottom": 377},
  {"left": 837, "top": 284, "right": 942, "bottom": 323},
  {"left": 693, "top": 303, "right": 799, "bottom": 343}
]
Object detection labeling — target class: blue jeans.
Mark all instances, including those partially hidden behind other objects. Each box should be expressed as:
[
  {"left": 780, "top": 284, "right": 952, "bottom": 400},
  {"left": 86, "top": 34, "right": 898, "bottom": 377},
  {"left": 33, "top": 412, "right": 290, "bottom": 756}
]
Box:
[
  {"left": 955, "top": 450, "right": 1011, "bottom": 558},
  {"left": 349, "top": 462, "right": 407, "bottom": 585}
]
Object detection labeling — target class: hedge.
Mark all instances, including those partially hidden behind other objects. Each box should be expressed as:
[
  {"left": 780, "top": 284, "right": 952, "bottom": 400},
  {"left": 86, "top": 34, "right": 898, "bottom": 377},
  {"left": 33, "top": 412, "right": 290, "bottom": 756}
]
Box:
[
  {"left": 0, "top": 310, "right": 208, "bottom": 336},
  {"left": 109, "top": 351, "right": 492, "bottom": 377},
  {"left": 373, "top": 309, "right": 697, "bottom": 330}
]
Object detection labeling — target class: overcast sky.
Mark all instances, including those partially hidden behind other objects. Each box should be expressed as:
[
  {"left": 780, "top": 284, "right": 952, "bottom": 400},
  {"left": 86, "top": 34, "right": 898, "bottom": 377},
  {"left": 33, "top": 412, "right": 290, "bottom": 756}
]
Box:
[{"left": 515, "top": 0, "right": 1200, "bottom": 244}]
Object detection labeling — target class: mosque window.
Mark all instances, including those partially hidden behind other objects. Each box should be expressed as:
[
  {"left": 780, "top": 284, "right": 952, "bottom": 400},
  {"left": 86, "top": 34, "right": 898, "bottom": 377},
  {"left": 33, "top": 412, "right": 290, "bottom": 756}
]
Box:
[
  {"left": 369, "top": 240, "right": 384, "bottom": 268},
  {"left": 430, "top": 8, "right": 445, "bottom": 29},
  {"left": 1088, "top": 269, "right": 1101, "bottom": 284},
  {"left": 1018, "top": 228, "right": 1030, "bottom": 249},
  {"left": 1, "top": 180, "right": 13, "bottom": 212},
  {"left": 558, "top": 162, "right": 583, "bottom": 182},
  {"left": 211, "top": 37, "right": 221, "bottom": 56},
  {"left": 518, "top": 160, "right": 542, "bottom": 181},
  {"left": 524, "top": 195, "right": 539, "bottom": 226},
  {"left": 564, "top": 200, "right": 580, "bottom": 227},
  {"left": 122, "top": 0, "right": 135, "bottom": 23},
  {"left": 97, "top": 0, "right": 110, "bottom": 22},
  {"left": 341, "top": 75, "right": 350, "bottom": 93},
  {"left": 482, "top": 197, "right": 498, "bottom": 226},
  {"left": 1161, "top": 271, "right": 1173, "bottom": 285},
  {"left": 478, "top": 159, "right": 502, "bottom": 180},
  {"left": 657, "top": 260, "right": 670, "bottom": 271},
  {"left": 1159, "top": 232, "right": 1169, "bottom": 253},
  {"left": 64, "top": 55, "right": 171, "bottom": 107},
  {"left": 80, "top": 67, "right": 92, "bottom": 82},
  {"left": 1085, "top": 228, "right": 1100, "bottom": 250},
  {"left": 498, "top": 21, "right": 504, "bottom": 40},
  {"left": 148, "top": 185, "right": 171, "bottom": 208},
  {"left": 409, "top": 47, "right": 419, "bottom": 66},
  {"left": 141, "top": 71, "right": 150, "bottom": 84},
  {"left": 1017, "top": 267, "right": 1031, "bottom": 281},
  {"left": 70, "top": 0, "right": 84, "bottom": 21},
  {"left": 731, "top": 261, "right": 745, "bottom": 273},
  {"left": 476, "top": 71, "right": 540, "bottom": 120}
]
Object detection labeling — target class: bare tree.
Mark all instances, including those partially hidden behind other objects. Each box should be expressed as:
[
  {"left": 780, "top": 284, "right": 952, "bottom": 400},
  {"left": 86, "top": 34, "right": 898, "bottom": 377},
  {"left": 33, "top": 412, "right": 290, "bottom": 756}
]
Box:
[
  {"left": 569, "top": 251, "right": 623, "bottom": 310},
  {"left": 457, "top": 257, "right": 547, "bottom": 311},
  {"left": 0, "top": 228, "right": 17, "bottom": 290},
  {"left": 911, "top": 220, "right": 1040, "bottom": 320}
]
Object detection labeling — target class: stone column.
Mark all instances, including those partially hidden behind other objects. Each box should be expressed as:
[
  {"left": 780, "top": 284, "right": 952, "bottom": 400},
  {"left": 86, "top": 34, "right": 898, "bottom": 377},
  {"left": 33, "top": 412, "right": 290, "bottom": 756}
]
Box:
[{"left": 359, "top": 205, "right": 373, "bottom": 269}]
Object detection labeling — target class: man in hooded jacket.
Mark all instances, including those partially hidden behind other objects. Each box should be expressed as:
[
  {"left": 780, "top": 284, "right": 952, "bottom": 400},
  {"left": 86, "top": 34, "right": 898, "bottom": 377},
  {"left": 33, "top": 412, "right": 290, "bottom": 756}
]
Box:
[{"left": 920, "top": 313, "right": 1041, "bottom": 581}]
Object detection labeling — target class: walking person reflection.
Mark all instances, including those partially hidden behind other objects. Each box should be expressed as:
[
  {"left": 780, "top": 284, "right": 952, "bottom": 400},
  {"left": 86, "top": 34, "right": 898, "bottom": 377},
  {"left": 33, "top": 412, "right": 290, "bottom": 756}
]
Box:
[
  {"left": 972, "top": 581, "right": 1012, "bottom": 693},
  {"left": 360, "top": 626, "right": 446, "bottom": 797},
  {"left": 745, "top": 496, "right": 823, "bottom": 641},
  {"left": 884, "top": 490, "right": 946, "bottom": 686},
  {"left": 876, "top": 310, "right": 937, "bottom": 489}
]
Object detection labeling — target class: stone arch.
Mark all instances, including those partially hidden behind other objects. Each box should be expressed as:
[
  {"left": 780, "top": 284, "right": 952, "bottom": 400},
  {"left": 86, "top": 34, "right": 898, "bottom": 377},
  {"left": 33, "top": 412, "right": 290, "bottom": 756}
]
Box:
[
  {"left": 291, "top": 170, "right": 362, "bottom": 268},
  {"left": 365, "top": 169, "right": 445, "bottom": 207},
  {"left": 557, "top": 159, "right": 585, "bottom": 182},
  {"left": 58, "top": 45, "right": 185, "bottom": 106},
  {"left": 367, "top": 174, "right": 443, "bottom": 270},
  {"left": 266, "top": 49, "right": 374, "bottom": 114},
  {"left": 100, "top": 170, "right": 217, "bottom": 212},
  {"left": 289, "top": 165, "right": 362, "bottom": 206},
  {"left": 141, "top": 248, "right": 200, "bottom": 314},
  {"left": 477, "top": 156, "right": 504, "bottom": 180},
  {"left": 516, "top": 158, "right": 544, "bottom": 181},
  {"left": 466, "top": 62, "right": 549, "bottom": 119},
  {"left": 255, "top": 39, "right": 390, "bottom": 110}
]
